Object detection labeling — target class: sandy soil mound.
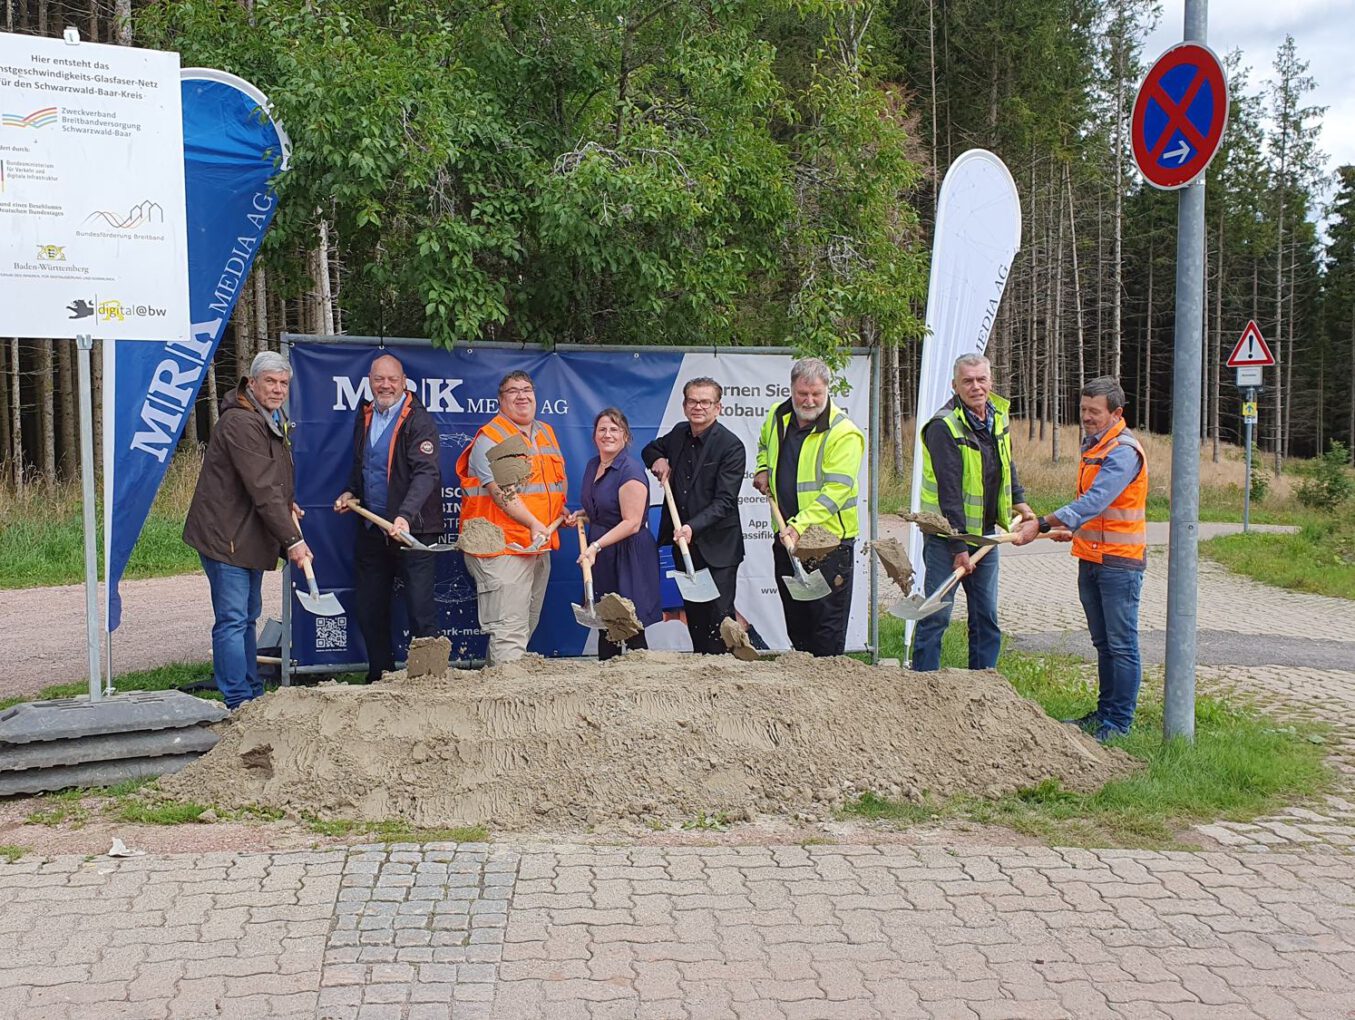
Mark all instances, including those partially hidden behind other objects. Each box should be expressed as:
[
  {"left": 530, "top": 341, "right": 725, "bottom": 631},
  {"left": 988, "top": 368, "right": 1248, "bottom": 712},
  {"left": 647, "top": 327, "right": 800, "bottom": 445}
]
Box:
[
  {"left": 162, "top": 654, "right": 1135, "bottom": 832},
  {"left": 458, "top": 518, "right": 504, "bottom": 555}
]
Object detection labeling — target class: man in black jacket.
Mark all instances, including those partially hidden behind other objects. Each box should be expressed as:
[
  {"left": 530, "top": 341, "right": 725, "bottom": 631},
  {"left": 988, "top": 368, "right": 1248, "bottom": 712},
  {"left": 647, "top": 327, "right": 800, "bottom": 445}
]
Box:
[
  {"left": 334, "top": 353, "right": 444, "bottom": 682},
  {"left": 642, "top": 377, "right": 746, "bottom": 653}
]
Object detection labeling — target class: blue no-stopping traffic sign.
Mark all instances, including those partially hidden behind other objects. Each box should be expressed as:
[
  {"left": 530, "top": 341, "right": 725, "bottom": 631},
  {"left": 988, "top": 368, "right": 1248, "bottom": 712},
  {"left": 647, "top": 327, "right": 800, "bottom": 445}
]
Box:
[{"left": 1131, "top": 42, "right": 1229, "bottom": 190}]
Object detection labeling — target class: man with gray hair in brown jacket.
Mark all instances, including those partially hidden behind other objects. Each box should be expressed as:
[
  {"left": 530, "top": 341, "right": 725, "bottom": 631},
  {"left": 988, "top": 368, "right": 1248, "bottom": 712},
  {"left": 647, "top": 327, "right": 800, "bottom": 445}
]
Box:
[{"left": 184, "top": 350, "right": 310, "bottom": 709}]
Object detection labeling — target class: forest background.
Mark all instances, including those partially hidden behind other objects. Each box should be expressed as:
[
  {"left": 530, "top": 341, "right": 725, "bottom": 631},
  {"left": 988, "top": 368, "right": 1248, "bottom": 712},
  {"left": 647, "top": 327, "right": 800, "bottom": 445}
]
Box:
[{"left": 3, "top": 0, "right": 1354, "bottom": 497}]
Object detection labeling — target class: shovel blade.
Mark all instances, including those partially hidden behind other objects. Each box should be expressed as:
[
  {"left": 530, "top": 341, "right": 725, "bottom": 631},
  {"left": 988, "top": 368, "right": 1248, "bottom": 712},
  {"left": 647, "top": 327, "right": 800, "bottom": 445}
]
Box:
[
  {"left": 666, "top": 568, "right": 720, "bottom": 604},
  {"left": 295, "top": 589, "right": 345, "bottom": 617},
  {"left": 780, "top": 569, "right": 832, "bottom": 602},
  {"left": 572, "top": 602, "right": 603, "bottom": 630},
  {"left": 887, "top": 596, "right": 947, "bottom": 621}
]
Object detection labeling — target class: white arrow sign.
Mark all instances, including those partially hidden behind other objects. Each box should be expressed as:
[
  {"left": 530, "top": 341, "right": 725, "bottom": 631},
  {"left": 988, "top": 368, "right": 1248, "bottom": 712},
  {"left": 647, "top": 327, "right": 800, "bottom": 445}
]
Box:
[{"left": 1164, "top": 139, "right": 1191, "bottom": 164}]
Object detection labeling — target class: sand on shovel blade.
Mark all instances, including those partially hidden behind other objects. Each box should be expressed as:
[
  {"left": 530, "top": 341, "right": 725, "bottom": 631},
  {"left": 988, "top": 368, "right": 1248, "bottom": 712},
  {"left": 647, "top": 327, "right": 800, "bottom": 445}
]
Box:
[
  {"left": 899, "top": 510, "right": 959, "bottom": 537},
  {"left": 720, "top": 617, "right": 760, "bottom": 661},
  {"left": 457, "top": 518, "right": 506, "bottom": 555},
  {"left": 160, "top": 654, "right": 1138, "bottom": 832},
  {"left": 795, "top": 524, "right": 840, "bottom": 567},
  {"left": 596, "top": 592, "right": 643, "bottom": 644}
]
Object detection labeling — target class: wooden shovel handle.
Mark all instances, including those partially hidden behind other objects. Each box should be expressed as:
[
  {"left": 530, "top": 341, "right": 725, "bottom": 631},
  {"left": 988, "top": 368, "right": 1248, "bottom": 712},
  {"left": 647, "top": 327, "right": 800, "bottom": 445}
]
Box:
[
  {"left": 661, "top": 478, "right": 693, "bottom": 559},
  {"left": 932, "top": 515, "right": 1021, "bottom": 599},
  {"left": 766, "top": 496, "right": 797, "bottom": 553},
  {"left": 575, "top": 519, "right": 594, "bottom": 588},
  {"left": 291, "top": 510, "right": 317, "bottom": 587},
  {"left": 340, "top": 497, "right": 416, "bottom": 545}
]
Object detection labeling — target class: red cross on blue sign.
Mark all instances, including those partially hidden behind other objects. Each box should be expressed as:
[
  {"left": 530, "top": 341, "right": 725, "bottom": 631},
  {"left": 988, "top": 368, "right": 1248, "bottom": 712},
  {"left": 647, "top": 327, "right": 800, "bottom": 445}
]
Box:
[{"left": 1131, "top": 42, "right": 1229, "bottom": 190}]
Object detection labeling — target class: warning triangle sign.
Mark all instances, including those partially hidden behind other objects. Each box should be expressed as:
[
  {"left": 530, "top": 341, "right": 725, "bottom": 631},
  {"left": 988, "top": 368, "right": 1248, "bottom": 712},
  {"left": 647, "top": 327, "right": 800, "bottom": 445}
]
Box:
[{"left": 1227, "top": 320, "right": 1275, "bottom": 367}]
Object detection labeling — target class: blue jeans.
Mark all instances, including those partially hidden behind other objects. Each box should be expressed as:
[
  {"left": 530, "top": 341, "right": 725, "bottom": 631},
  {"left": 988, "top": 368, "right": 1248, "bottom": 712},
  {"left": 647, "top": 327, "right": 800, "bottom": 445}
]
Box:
[
  {"left": 1078, "top": 560, "right": 1144, "bottom": 733},
  {"left": 911, "top": 535, "right": 1002, "bottom": 671},
  {"left": 199, "top": 554, "right": 264, "bottom": 709}
]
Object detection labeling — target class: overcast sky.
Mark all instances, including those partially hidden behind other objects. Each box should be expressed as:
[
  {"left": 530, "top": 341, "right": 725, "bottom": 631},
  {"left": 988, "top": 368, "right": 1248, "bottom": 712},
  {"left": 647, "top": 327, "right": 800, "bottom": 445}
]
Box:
[{"left": 1143, "top": 1, "right": 1353, "bottom": 207}]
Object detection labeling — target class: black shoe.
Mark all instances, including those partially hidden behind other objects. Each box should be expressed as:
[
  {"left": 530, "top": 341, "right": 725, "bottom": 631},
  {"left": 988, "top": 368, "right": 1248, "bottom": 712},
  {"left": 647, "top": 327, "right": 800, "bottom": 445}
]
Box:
[{"left": 1061, "top": 712, "right": 1100, "bottom": 733}]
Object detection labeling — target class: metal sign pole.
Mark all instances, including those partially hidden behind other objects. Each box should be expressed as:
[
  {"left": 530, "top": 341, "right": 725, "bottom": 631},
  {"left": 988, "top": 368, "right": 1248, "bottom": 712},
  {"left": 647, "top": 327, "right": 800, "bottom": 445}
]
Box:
[
  {"left": 1243, "top": 386, "right": 1255, "bottom": 533},
  {"left": 76, "top": 335, "right": 103, "bottom": 703},
  {"left": 1163, "top": 0, "right": 1208, "bottom": 744}
]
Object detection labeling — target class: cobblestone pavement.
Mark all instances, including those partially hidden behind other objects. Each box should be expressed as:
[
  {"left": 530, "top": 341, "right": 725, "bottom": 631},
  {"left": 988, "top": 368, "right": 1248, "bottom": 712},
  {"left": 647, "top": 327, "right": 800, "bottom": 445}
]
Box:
[{"left": 3, "top": 841, "right": 1355, "bottom": 1019}]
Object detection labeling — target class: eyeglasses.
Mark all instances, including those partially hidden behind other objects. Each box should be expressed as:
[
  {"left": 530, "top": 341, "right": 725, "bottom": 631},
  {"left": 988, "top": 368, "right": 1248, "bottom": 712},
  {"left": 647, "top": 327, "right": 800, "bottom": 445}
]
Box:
[
  {"left": 684, "top": 398, "right": 717, "bottom": 409},
  {"left": 501, "top": 387, "right": 535, "bottom": 398}
]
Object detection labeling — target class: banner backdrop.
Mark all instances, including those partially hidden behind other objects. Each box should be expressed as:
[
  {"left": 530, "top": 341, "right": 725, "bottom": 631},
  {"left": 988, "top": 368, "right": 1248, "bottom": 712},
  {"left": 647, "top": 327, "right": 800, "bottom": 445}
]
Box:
[
  {"left": 906, "top": 150, "right": 1022, "bottom": 645},
  {"left": 103, "top": 69, "right": 289, "bottom": 630},
  {"left": 286, "top": 342, "right": 874, "bottom": 666}
]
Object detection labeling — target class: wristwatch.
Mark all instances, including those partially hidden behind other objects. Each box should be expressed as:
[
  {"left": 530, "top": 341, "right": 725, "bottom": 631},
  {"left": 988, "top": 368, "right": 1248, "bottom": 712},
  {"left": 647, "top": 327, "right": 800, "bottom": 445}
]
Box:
[{"left": 1038, "top": 519, "right": 1052, "bottom": 534}]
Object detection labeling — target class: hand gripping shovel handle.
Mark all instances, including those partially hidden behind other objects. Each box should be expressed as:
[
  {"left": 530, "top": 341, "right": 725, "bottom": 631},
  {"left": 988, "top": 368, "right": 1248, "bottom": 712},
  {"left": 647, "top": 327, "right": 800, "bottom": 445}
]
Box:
[
  {"left": 290, "top": 510, "right": 322, "bottom": 599},
  {"left": 766, "top": 494, "right": 813, "bottom": 584},
  {"left": 930, "top": 515, "right": 1023, "bottom": 602},
  {"left": 575, "top": 519, "right": 596, "bottom": 608},
  {"left": 661, "top": 478, "right": 698, "bottom": 575},
  {"left": 341, "top": 497, "right": 419, "bottom": 548}
]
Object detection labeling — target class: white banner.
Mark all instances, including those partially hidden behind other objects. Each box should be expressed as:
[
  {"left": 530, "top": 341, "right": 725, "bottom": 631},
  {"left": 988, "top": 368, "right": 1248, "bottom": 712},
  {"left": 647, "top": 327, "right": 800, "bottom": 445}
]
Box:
[
  {"left": 0, "top": 31, "right": 189, "bottom": 341},
  {"left": 624, "top": 352, "right": 873, "bottom": 656},
  {"left": 906, "top": 150, "right": 1022, "bottom": 637}
]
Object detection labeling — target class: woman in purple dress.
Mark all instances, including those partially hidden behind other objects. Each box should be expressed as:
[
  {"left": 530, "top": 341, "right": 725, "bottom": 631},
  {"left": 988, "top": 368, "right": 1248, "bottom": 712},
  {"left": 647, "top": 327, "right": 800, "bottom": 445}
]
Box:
[{"left": 574, "top": 408, "right": 662, "bottom": 659}]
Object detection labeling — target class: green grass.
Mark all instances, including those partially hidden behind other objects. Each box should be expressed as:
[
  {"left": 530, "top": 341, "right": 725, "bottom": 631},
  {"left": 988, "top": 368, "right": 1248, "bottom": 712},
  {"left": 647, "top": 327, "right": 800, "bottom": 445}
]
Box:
[
  {"left": 856, "top": 618, "right": 1333, "bottom": 849},
  {"left": 303, "top": 817, "right": 490, "bottom": 843},
  {"left": 1202, "top": 513, "right": 1355, "bottom": 600},
  {"left": 0, "top": 661, "right": 218, "bottom": 712},
  {"left": 0, "top": 845, "right": 27, "bottom": 864}
]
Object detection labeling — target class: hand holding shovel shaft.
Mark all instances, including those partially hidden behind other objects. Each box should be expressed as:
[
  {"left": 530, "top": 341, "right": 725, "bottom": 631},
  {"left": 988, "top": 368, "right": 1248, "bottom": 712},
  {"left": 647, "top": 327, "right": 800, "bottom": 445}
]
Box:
[
  {"left": 576, "top": 520, "right": 596, "bottom": 608},
  {"left": 341, "top": 497, "right": 417, "bottom": 548},
  {"left": 767, "top": 496, "right": 796, "bottom": 554},
  {"left": 661, "top": 478, "right": 697, "bottom": 575}
]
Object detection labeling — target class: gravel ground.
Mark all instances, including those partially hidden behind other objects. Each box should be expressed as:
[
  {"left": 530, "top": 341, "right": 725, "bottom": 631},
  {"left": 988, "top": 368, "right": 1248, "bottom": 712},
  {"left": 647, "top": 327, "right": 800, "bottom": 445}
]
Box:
[{"left": 0, "top": 570, "right": 283, "bottom": 701}]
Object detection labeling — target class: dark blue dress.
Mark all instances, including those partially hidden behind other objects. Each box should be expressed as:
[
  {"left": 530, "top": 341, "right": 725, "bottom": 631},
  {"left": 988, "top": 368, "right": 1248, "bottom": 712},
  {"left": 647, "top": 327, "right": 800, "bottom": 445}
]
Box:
[{"left": 581, "top": 449, "right": 662, "bottom": 628}]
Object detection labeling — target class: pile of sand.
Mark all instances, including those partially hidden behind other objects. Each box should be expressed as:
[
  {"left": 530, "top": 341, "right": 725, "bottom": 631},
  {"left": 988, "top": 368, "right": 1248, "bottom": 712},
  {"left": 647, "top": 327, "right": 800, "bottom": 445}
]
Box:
[
  {"left": 162, "top": 654, "right": 1135, "bottom": 832},
  {"left": 457, "top": 518, "right": 505, "bottom": 555}
]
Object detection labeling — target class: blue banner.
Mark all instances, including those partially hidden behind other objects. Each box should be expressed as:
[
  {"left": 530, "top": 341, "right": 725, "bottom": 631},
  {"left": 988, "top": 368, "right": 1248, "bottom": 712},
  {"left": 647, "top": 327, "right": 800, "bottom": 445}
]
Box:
[
  {"left": 104, "top": 69, "right": 288, "bottom": 630},
  {"left": 287, "top": 344, "right": 686, "bottom": 663}
]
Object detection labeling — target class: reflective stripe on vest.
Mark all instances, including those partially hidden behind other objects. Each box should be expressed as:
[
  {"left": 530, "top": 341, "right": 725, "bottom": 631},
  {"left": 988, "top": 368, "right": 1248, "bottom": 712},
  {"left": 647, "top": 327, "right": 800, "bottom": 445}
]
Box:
[
  {"left": 1071, "top": 419, "right": 1148, "bottom": 570},
  {"left": 919, "top": 395, "right": 1014, "bottom": 535},
  {"left": 454, "top": 415, "right": 567, "bottom": 555}
]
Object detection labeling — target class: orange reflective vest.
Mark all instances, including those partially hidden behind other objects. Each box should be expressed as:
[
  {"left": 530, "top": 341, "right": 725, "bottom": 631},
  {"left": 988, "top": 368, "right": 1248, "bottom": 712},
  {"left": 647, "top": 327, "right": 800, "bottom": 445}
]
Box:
[
  {"left": 455, "top": 415, "right": 567, "bottom": 556},
  {"left": 1072, "top": 417, "right": 1148, "bottom": 570}
]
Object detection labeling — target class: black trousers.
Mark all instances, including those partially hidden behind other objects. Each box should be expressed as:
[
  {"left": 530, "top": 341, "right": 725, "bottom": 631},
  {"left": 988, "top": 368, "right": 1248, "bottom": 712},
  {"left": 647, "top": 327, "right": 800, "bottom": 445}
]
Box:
[
  {"left": 772, "top": 538, "right": 854, "bottom": 657},
  {"left": 354, "top": 524, "right": 438, "bottom": 681},
  {"left": 681, "top": 560, "right": 739, "bottom": 654}
]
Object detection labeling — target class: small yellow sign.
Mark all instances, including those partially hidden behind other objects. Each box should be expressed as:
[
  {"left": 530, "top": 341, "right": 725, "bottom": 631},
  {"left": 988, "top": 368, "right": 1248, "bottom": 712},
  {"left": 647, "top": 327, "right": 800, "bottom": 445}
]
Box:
[{"left": 1242, "top": 401, "right": 1257, "bottom": 418}]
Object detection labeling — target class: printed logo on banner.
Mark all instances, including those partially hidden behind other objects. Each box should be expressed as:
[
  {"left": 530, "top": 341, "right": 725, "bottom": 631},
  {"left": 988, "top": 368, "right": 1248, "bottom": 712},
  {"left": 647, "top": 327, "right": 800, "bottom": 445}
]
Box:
[
  {"left": 66, "top": 298, "right": 93, "bottom": 319},
  {"left": 2, "top": 106, "right": 59, "bottom": 129},
  {"left": 36, "top": 244, "right": 66, "bottom": 261},
  {"left": 84, "top": 200, "right": 165, "bottom": 230}
]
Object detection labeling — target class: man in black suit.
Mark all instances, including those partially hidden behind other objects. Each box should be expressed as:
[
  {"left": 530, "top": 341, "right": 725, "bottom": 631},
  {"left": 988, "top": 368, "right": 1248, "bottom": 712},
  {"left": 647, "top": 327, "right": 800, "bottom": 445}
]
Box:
[{"left": 642, "top": 377, "right": 747, "bottom": 653}]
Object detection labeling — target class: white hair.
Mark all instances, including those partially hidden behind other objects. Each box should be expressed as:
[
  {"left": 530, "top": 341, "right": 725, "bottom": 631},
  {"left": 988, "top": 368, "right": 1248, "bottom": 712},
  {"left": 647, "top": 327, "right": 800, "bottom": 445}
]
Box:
[
  {"left": 952, "top": 353, "right": 991, "bottom": 381},
  {"left": 250, "top": 350, "right": 291, "bottom": 379},
  {"left": 790, "top": 357, "right": 831, "bottom": 387}
]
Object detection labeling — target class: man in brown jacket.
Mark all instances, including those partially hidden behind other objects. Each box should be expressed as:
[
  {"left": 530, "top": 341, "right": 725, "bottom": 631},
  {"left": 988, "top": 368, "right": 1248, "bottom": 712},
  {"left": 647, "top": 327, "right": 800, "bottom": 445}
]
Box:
[{"left": 184, "top": 351, "right": 310, "bottom": 709}]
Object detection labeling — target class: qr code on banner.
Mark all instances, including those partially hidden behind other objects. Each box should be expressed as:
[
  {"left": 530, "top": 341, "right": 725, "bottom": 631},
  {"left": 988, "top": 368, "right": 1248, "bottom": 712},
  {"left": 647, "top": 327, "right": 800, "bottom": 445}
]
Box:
[{"left": 315, "top": 615, "right": 348, "bottom": 652}]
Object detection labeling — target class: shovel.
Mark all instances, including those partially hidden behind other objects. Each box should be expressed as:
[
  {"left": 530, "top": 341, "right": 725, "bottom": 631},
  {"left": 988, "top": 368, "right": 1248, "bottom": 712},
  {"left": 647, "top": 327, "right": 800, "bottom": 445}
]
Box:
[
  {"left": 290, "top": 511, "right": 344, "bottom": 617},
  {"left": 888, "top": 516, "right": 1056, "bottom": 622},
  {"left": 341, "top": 497, "right": 458, "bottom": 552},
  {"left": 570, "top": 517, "right": 603, "bottom": 630},
  {"left": 505, "top": 513, "right": 566, "bottom": 553},
  {"left": 767, "top": 495, "right": 832, "bottom": 602},
  {"left": 660, "top": 478, "right": 719, "bottom": 603}
]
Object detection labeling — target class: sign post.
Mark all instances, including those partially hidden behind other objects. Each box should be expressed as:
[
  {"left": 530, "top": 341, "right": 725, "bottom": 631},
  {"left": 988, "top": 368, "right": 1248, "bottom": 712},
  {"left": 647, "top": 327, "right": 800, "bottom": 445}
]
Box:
[
  {"left": 1132, "top": 10, "right": 1228, "bottom": 744},
  {"left": 0, "top": 28, "right": 190, "bottom": 702},
  {"left": 1227, "top": 321, "right": 1274, "bottom": 535}
]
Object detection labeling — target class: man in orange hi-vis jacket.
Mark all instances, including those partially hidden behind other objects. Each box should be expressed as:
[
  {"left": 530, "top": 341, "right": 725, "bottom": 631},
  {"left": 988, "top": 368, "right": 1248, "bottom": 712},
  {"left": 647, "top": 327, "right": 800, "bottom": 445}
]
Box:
[
  {"left": 455, "top": 371, "right": 567, "bottom": 664},
  {"left": 1040, "top": 376, "right": 1149, "bottom": 743}
]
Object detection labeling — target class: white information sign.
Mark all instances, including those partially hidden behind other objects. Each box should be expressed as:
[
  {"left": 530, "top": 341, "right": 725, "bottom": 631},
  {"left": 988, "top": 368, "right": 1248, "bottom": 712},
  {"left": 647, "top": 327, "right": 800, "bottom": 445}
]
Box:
[{"left": 0, "top": 32, "right": 189, "bottom": 341}]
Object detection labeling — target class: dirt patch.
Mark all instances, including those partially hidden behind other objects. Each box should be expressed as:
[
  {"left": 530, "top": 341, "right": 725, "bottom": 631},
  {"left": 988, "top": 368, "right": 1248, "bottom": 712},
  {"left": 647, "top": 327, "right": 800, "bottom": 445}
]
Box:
[
  {"left": 488, "top": 434, "right": 531, "bottom": 493},
  {"left": 161, "top": 653, "right": 1136, "bottom": 833},
  {"left": 900, "top": 511, "right": 960, "bottom": 537},
  {"left": 596, "top": 592, "right": 643, "bottom": 644},
  {"left": 868, "top": 537, "right": 914, "bottom": 591},
  {"left": 406, "top": 636, "right": 451, "bottom": 679},
  {"left": 458, "top": 518, "right": 505, "bottom": 556},
  {"left": 720, "top": 618, "right": 760, "bottom": 661},
  {"left": 796, "top": 525, "right": 840, "bottom": 566}
]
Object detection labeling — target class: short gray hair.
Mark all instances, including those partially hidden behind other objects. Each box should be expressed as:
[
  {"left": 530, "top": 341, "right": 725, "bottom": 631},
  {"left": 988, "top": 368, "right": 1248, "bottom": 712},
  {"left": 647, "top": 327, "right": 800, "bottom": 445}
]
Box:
[
  {"left": 953, "top": 353, "right": 991, "bottom": 381},
  {"left": 790, "top": 357, "right": 831, "bottom": 387},
  {"left": 250, "top": 350, "right": 291, "bottom": 379},
  {"left": 1081, "top": 375, "right": 1125, "bottom": 412}
]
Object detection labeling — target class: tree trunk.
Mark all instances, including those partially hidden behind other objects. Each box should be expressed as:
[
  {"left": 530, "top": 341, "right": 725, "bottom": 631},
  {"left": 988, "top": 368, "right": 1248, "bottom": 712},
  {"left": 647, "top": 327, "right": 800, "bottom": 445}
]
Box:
[
  {"left": 254, "top": 261, "right": 270, "bottom": 356},
  {"left": 9, "top": 338, "right": 23, "bottom": 494},
  {"left": 1273, "top": 173, "right": 1286, "bottom": 474},
  {"left": 58, "top": 340, "right": 75, "bottom": 476},
  {"left": 1066, "top": 165, "right": 1086, "bottom": 395},
  {"left": 206, "top": 358, "right": 220, "bottom": 429},
  {"left": 1144, "top": 238, "right": 1154, "bottom": 431},
  {"left": 315, "top": 217, "right": 336, "bottom": 336},
  {"left": 1052, "top": 164, "right": 1064, "bottom": 464},
  {"left": 0, "top": 339, "right": 9, "bottom": 486},
  {"left": 928, "top": 0, "right": 939, "bottom": 210},
  {"left": 38, "top": 341, "right": 55, "bottom": 481},
  {"left": 91, "top": 340, "right": 102, "bottom": 482},
  {"left": 1113, "top": 68, "right": 1124, "bottom": 378},
  {"left": 1212, "top": 208, "right": 1223, "bottom": 461},
  {"left": 114, "top": 0, "right": 131, "bottom": 44},
  {"left": 1284, "top": 236, "right": 1296, "bottom": 459}
]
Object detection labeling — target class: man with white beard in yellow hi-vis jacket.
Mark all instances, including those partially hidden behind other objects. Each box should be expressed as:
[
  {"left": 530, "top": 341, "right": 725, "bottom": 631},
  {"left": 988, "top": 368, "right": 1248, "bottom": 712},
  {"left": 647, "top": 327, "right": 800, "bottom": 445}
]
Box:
[{"left": 753, "top": 357, "right": 865, "bottom": 656}]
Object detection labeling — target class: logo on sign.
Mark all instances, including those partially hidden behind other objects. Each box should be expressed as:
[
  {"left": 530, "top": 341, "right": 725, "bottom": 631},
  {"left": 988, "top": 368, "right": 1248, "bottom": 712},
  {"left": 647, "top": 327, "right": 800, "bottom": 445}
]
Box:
[
  {"left": 1132, "top": 43, "right": 1229, "bottom": 190},
  {"left": 36, "top": 244, "right": 66, "bottom": 261},
  {"left": 84, "top": 199, "right": 165, "bottom": 230},
  {"left": 66, "top": 298, "right": 94, "bottom": 319},
  {"left": 2, "top": 106, "right": 58, "bottom": 129}
]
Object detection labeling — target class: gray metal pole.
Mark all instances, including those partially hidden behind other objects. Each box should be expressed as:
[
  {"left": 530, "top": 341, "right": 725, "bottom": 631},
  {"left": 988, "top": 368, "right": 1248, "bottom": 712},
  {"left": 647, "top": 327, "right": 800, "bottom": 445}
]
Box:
[
  {"left": 869, "top": 345, "right": 881, "bottom": 664},
  {"left": 1163, "top": 0, "right": 1208, "bottom": 743},
  {"left": 76, "top": 335, "right": 102, "bottom": 703},
  {"left": 1243, "top": 386, "right": 1254, "bottom": 533}
]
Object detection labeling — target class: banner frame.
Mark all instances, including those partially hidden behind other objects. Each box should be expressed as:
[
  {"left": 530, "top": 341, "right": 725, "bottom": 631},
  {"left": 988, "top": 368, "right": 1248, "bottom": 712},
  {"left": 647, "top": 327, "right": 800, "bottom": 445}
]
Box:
[{"left": 277, "top": 332, "right": 882, "bottom": 681}]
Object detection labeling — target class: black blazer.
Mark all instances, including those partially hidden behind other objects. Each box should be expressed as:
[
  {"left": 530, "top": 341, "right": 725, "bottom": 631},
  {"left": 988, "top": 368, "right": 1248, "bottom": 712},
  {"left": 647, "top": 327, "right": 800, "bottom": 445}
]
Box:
[{"left": 641, "top": 420, "right": 746, "bottom": 568}]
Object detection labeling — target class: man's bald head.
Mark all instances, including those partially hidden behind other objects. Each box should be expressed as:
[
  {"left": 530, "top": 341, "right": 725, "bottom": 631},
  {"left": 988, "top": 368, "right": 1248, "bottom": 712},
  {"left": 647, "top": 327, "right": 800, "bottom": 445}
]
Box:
[{"left": 369, "top": 354, "right": 408, "bottom": 411}]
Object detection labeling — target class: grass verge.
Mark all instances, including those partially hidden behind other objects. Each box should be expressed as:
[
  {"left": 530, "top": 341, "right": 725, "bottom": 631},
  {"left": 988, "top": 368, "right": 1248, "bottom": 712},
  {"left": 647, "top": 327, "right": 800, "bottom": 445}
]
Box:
[
  {"left": 303, "top": 817, "right": 490, "bottom": 843},
  {"left": 1201, "top": 513, "right": 1355, "bottom": 600},
  {"left": 854, "top": 618, "right": 1332, "bottom": 849},
  {"left": 0, "top": 661, "right": 219, "bottom": 712}
]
